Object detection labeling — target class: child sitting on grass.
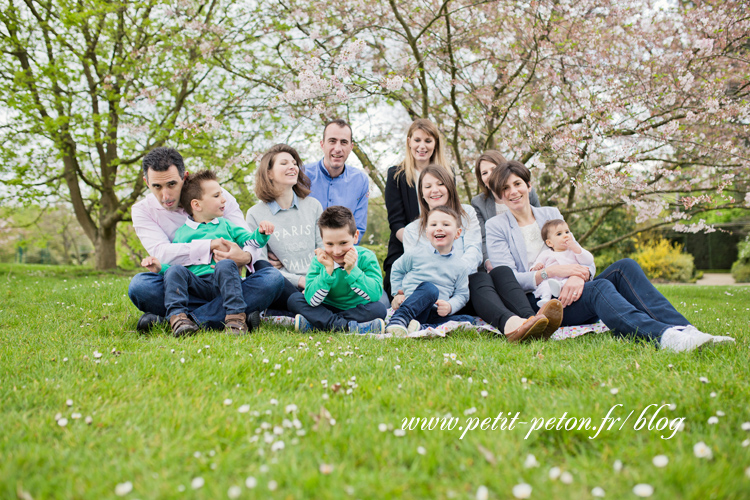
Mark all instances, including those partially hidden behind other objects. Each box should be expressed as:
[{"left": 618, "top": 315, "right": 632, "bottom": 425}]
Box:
[
  {"left": 287, "top": 206, "right": 387, "bottom": 334},
  {"left": 141, "top": 170, "right": 274, "bottom": 336},
  {"left": 387, "top": 206, "right": 475, "bottom": 336},
  {"left": 530, "top": 219, "right": 594, "bottom": 307}
]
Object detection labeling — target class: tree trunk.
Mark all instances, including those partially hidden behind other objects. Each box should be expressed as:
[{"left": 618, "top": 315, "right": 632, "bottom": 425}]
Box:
[{"left": 94, "top": 226, "right": 118, "bottom": 270}]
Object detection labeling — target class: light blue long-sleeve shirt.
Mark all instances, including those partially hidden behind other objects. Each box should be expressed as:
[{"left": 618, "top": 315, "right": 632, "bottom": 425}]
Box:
[{"left": 390, "top": 248, "right": 470, "bottom": 314}]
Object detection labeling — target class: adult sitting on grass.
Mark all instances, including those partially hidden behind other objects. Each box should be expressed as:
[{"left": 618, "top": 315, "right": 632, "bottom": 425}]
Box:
[
  {"left": 485, "top": 159, "right": 736, "bottom": 352},
  {"left": 141, "top": 170, "right": 275, "bottom": 336},
  {"left": 247, "top": 144, "right": 323, "bottom": 315},
  {"left": 129, "top": 147, "right": 284, "bottom": 332},
  {"left": 401, "top": 163, "right": 558, "bottom": 342}
]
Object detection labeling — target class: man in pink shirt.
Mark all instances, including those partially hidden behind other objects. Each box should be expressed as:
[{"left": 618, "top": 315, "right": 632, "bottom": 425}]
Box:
[{"left": 128, "top": 147, "right": 283, "bottom": 332}]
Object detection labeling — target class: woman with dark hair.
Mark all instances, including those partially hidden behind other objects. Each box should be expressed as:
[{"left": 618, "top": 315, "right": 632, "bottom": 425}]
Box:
[
  {"left": 485, "top": 160, "right": 736, "bottom": 352},
  {"left": 246, "top": 144, "right": 323, "bottom": 314},
  {"left": 383, "top": 118, "right": 453, "bottom": 296},
  {"left": 400, "top": 164, "right": 556, "bottom": 342}
]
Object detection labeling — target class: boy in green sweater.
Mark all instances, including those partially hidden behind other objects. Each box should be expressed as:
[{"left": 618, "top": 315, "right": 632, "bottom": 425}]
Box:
[
  {"left": 287, "top": 206, "right": 386, "bottom": 333},
  {"left": 141, "top": 170, "right": 274, "bottom": 336}
]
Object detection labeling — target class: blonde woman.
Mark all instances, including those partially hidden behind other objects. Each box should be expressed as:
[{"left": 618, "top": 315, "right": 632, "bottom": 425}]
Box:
[{"left": 383, "top": 118, "right": 452, "bottom": 296}]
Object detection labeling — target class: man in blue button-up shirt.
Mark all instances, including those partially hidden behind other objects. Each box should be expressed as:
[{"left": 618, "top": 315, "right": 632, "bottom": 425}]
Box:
[{"left": 303, "top": 119, "right": 370, "bottom": 244}]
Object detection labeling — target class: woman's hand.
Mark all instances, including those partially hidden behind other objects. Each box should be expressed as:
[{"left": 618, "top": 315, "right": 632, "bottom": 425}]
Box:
[
  {"left": 484, "top": 259, "right": 494, "bottom": 272},
  {"left": 391, "top": 293, "right": 406, "bottom": 310},
  {"left": 396, "top": 228, "right": 405, "bottom": 242},
  {"left": 559, "top": 276, "right": 585, "bottom": 307},
  {"left": 546, "top": 264, "right": 590, "bottom": 281}
]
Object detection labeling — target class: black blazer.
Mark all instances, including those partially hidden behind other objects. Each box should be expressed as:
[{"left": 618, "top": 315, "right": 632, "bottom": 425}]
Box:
[{"left": 383, "top": 165, "right": 421, "bottom": 295}]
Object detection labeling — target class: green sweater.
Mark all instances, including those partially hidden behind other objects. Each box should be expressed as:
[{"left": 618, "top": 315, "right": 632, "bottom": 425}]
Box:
[
  {"left": 162, "top": 218, "right": 269, "bottom": 276},
  {"left": 303, "top": 247, "right": 383, "bottom": 310}
]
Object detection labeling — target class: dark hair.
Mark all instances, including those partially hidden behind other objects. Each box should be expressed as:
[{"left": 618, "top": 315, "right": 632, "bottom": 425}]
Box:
[
  {"left": 474, "top": 150, "right": 508, "bottom": 198},
  {"left": 255, "top": 144, "right": 311, "bottom": 203},
  {"left": 318, "top": 206, "right": 357, "bottom": 236},
  {"left": 142, "top": 147, "right": 185, "bottom": 177},
  {"left": 180, "top": 169, "right": 217, "bottom": 217},
  {"left": 417, "top": 164, "right": 467, "bottom": 236},
  {"left": 488, "top": 160, "right": 531, "bottom": 200},
  {"left": 541, "top": 219, "right": 567, "bottom": 243},
  {"left": 323, "top": 118, "right": 353, "bottom": 142},
  {"left": 427, "top": 205, "right": 461, "bottom": 226}
]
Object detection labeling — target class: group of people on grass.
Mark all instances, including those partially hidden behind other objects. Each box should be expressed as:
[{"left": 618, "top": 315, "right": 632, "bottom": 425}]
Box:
[{"left": 128, "top": 118, "right": 735, "bottom": 353}]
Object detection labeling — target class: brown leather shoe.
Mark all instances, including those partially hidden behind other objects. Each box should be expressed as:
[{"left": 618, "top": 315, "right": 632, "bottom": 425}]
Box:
[
  {"left": 506, "top": 315, "right": 549, "bottom": 343},
  {"left": 169, "top": 313, "right": 199, "bottom": 337},
  {"left": 538, "top": 299, "right": 563, "bottom": 339},
  {"left": 224, "top": 312, "right": 248, "bottom": 335}
]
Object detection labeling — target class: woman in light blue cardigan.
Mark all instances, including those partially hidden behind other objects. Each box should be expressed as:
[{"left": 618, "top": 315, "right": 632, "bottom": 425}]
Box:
[{"left": 485, "top": 160, "right": 735, "bottom": 352}]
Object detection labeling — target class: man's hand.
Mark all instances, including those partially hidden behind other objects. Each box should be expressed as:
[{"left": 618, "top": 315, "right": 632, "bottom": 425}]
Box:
[
  {"left": 210, "top": 238, "right": 231, "bottom": 253},
  {"left": 530, "top": 263, "right": 544, "bottom": 271},
  {"left": 214, "top": 241, "right": 250, "bottom": 266},
  {"left": 258, "top": 220, "right": 275, "bottom": 235},
  {"left": 435, "top": 299, "right": 452, "bottom": 317},
  {"left": 267, "top": 250, "right": 283, "bottom": 270},
  {"left": 315, "top": 248, "right": 335, "bottom": 275},
  {"left": 391, "top": 292, "right": 406, "bottom": 310},
  {"left": 141, "top": 256, "right": 161, "bottom": 273},
  {"left": 343, "top": 248, "right": 357, "bottom": 273}
]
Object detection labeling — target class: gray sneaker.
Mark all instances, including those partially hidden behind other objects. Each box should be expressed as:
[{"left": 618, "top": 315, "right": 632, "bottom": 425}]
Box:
[{"left": 660, "top": 326, "right": 713, "bottom": 352}]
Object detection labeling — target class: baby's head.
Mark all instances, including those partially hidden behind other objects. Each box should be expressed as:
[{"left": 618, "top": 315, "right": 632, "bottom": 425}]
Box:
[
  {"left": 318, "top": 206, "right": 359, "bottom": 265},
  {"left": 426, "top": 206, "right": 462, "bottom": 254},
  {"left": 179, "top": 170, "right": 225, "bottom": 222},
  {"left": 541, "top": 219, "right": 572, "bottom": 251}
]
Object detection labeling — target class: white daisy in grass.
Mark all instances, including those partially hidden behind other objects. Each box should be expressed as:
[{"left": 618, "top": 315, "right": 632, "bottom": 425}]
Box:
[
  {"left": 632, "top": 483, "right": 653, "bottom": 497},
  {"left": 481, "top": 391, "right": 489, "bottom": 398},
  {"left": 71, "top": 413, "right": 81, "bottom": 419},
  {"left": 227, "top": 485, "right": 242, "bottom": 499},
  {"left": 245, "top": 477, "right": 257, "bottom": 488},
  {"left": 708, "top": 416, "right": 719, "bottom": 425},
  {"left": 521, "top": 377, "right": 528, "bottom": 383},
  {"left": 85, "top": 416, "right": 93, "bottom": 425},
  {"left": 610, "top": 388, "right": 619, "bottom": 395},
  {"left": 591, "top": 486, "right": 605, "bottom": 497},
  {"left": 476, "top": 485, "right": 489, "bottom": 500},
  {"left": 560, "top": 471, "right": 573, "bottom": 484},
  {"left": 319, "top": 464, "right": 333, "bottom": 474},
  {"left": 613, "top": 460, "right": 623, "bottom": 472},
  {"left": 224, "top": 399, "right": 233, "bottom": 406},
  {"left": 270, "top": 399, "right": 278, "bottom": 405},
  {"left": 745, "top": 467, "right": 750, "bottom": 479},
  {"left": 417, "top": 446, "right": 426, "bottom": 455},
  {"left": 743, "top": 439, "right": 750, "bottom": 447},
  {"left": 268, "top": 480, "right": 278, "bottom": 491},
  {"left": 191, "top": 477, "right": 204, "bottom": 489},
  {"left": 548, "top": 466, "right": 561, "bottom": 480},
  {"left": 238, "top": 405, "right": 250, "bottom": 413},
  {"left": 716, "top": 411, "right": 725, "bottom": 417},
  {"left": 652, "top": 455, "right": 669, "bottom": 467},
  {"left": 699, "top": 376, "right": 709, "bottom": 384},
  {"left": 285, "top": 404, "right": 298, "bottom": 414},
  {"left": 271, "top": 441, "right": 285, "bottom": 452},
  {"left": 378, "top": 423, "right": 387, "bottom": 432},
  {"left": 66, "top": 399, "right": 73, "bottom": 407},
  {"left": 693, "top": 441, "right": 713, "bottom": 459},
  {"left": 668, "top": 404, "right": 676, "bottom": 410},
  {"left": 512, "top": 483, "right": 532, "bottom": 499},
  {"left": 57, "top": 418, "right": 68, "bottom": 427},
  {"left": 741, "top": 422, "right": 750, "bottom": 431},
  {"left": 394, "top": 429, "right": 406, "bottom": 437},
  {"left": 524, "top": 454, "right": 539, "bottom": 468},
  {"left": 114, "top": 481, "right": 133, "bottom": 496},
  {"left": 710, "top": 392, "right": 717, "bottom": 398}
]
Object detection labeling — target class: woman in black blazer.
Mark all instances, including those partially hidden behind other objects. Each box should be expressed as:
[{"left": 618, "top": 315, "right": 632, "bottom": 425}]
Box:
[{"left": 383, "top": 118, "right": 452, "bottom": 296}]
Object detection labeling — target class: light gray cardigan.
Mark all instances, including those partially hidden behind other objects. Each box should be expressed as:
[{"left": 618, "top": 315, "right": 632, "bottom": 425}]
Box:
[
  {"left": 485, "top": 206, "right": 596, "bottom": 292},
  {"left": 471, "top": 188, "right": 541, "bottom": 269}
]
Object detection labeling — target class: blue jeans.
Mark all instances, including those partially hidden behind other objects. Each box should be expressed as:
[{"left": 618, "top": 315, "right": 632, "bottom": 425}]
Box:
[
  {"left": 287, "top": 292, "right": 387, "bottom": 331},
  {"left": 253, "top": 259, "right": 300, "bottom": 316},
  {"left": 129, "top": 265, "right": 284, "bottom": 329},
  {"left": 163, "top": 260, "right": 246, "bottom": 319},
  {"left": 530, "top": 258, "right": 689, "bottom": 342},
  {"left": 389, "top": 282, "right": 476, "bottom": 329}
]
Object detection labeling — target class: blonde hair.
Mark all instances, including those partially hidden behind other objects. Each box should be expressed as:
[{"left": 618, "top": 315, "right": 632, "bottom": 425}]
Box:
[
  {"left": 395, "top": 118, "right": 451, "bottom": 187},
  {"left": 254, "top": 144, "right": 311, "bottom": 203}
]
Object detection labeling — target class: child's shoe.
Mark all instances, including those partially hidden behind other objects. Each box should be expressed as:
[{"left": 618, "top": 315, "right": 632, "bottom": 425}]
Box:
[
  {"left": 407, "top": 320, "right": 421, "bottom": 333},
  {"left": 294, "top": 314, "right": 313, "bottom": 332},
  {"left": 246, "top": 310, "right": 262, "bottom": 332},
  {"left": 349, "top": 318, "right": 385, "bottom": 335},
  {"left": 169, "top": 313, "right": 199, "bottom": 337},
  {"left": 224, "top": 313, "right": 248, "bottom": 335},
  {"left": 385, "top": 323, "right": 408, "bottom": 337}
]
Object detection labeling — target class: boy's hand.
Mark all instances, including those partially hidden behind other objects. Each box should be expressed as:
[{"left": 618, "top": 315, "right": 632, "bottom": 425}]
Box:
[
  {"left": 141, "top": 256, "right": 161, "bottom": 273},
  {"left": 530, "top": 263, "right": 543, "bottom": 271},
  {"left": 435, "top": 299, "right": 452, "bottom": 317},
  {"left": 315, "top": 248, "right": 335, "bottom": 275},
  {"left": 297, "top": 275, "right": 306, "bottom": 289},
  {"left": 343, "top": 248, "right": 357, "bottom": 273},
  {"left": 258, "top": 220, "right": 275, "bottom": 235},
  {"left": 391, "top": 292, "right": 406, "bottom": 310}
]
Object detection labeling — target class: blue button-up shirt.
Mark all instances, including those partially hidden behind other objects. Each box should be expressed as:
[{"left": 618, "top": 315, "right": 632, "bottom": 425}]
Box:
[{"left": 304, "top": 158, "right": 370, "bottom": 243}]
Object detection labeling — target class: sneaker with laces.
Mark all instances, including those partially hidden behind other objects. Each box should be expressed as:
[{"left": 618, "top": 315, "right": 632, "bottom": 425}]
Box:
[
  {"left": 294, "top": 314, "right": 313, "bottom": 332},
  {"left": 385, "top": 324, "right": 408, "bottom": 337},
  {"left": 660, "top": 325, "right": 714, "bottom": 352},
  {"left": 349, "top": 318, "right": 385, "bottom": 335}
]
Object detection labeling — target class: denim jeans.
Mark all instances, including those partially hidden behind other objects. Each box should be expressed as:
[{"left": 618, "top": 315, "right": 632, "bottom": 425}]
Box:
[
  {"left": 129, "top": 264, "right": 284, "bottom": 329},
  {"left": 287, "top": 292, "right": 387, "bottom": 331},
  {"left": 527, "top": 258, "right": 689, "bottom": 342},
  {"left": 163, "top": 260, "right": 246, "bottom": 319},
  {"left": 253, "top": 259, "right": 301, "bottom": 316},
  {"left": 390, "top": 282, "right": 476, "bottom": 329}
]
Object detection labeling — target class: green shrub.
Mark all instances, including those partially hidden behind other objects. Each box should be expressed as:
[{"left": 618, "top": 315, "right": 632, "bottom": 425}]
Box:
[
  {"left": 360, "top": 244, "right": 387, "bottom": 273},
  {"left": 731, "top": 235, "right": 750, "bottom": 282},
  {"left": 594, "top": 248, "right": 620, "bottom": 274},
  {"left": 630, "top": 238, "right": 695, "bottom": 282}
]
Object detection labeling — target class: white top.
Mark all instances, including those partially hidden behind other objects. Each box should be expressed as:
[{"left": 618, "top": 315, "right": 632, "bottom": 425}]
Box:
[
  {"left": 519, "top": 222, "right": 545, "bottom": 266},
  {"left": 495, "top": 202, "right": 509, "bottom": 216}
]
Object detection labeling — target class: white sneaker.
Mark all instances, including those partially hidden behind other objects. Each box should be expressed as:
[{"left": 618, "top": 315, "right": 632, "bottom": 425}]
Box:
[
  {"left": 660, "top": 325, "right": 714, "bottom": 353},
  {"left": 407, "top": 320, "right": 421, "bottom": 333},
  {"left": 385, "top": 324, "right": 408, "bottom": 337},
  {"left": 684, "top": 325, "right": 736, "bottom": 345}
]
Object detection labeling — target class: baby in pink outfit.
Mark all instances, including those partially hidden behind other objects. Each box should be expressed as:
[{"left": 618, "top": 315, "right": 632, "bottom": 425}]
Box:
[{"left": 530, "top": 219, "right": 594, "bottom": 307}]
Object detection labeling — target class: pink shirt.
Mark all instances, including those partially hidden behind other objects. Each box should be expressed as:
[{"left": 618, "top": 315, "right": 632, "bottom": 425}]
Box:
[
  {"left": 132, "top": 189, "right": 261, "bottom": 271},
  {"left": 533, "top": 247, "right": 594, "bottom": 269}
]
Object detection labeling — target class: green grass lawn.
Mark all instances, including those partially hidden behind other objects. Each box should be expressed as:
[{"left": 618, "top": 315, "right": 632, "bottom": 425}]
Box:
[{"left": 1, "top": 263, "right": 749, "bottom": 499}]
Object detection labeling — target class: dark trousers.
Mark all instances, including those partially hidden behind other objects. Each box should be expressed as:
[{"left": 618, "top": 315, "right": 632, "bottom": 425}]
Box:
[
  {"left": 254, "top": 259, "right": 301, "bottom": 316},
  {"left": 389, "top": 282, "right": 476, "bottom": 328},
  {"left": 163, "top": 260, "right": 246, "bottom": 319},
  {"left": 469, "top": 267, "right": 535, "bottom": 330},
  {"left": 287, "top": 292, "right": 387, "bottom": 331}
]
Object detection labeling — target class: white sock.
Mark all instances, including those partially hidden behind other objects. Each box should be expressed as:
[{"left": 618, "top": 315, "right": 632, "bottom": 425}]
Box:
[{"left": 548, "top": 279, "right": 561, "bottom": 297}]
